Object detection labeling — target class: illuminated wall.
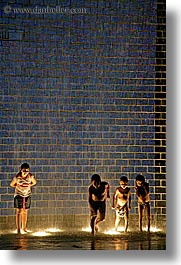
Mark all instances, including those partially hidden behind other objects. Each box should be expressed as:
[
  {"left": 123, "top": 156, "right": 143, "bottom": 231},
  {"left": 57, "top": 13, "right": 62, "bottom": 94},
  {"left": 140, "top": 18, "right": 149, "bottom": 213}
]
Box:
[{"left": 0, "top": 0, "right": 166, "bottom": 231}]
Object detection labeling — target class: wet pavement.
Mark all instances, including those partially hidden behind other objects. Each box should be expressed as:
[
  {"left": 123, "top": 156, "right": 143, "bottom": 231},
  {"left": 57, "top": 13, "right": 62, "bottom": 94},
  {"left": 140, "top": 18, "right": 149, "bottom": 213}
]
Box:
[{"left": 0, "top": 229, "right": 166, "bottom": 250}]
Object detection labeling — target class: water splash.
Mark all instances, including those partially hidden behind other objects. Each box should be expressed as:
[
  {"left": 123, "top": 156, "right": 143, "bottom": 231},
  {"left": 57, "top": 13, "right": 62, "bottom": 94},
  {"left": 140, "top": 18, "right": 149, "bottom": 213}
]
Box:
[
  {"left": 144, "top": 226, "right": 162, "bottom": 232},
  {"left": 81, "top": 227, "right": 91, "bottom": 232},
  {"left": 104, "top": 227, "right": 125, "bottom": 235},
  {"left": 31, "top": 231, "right": 51, "bottom": 237}
]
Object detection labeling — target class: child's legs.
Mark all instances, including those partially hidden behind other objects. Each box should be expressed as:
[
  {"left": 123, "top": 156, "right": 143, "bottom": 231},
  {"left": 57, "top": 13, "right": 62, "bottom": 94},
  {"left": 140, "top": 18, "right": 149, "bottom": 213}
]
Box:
[
  {"left": 90, "top": 204, "right": 97, "bottom": 232},
  {"left": 16, "top": 208, "right": 23, "bottom": 231},
  {"left": 124, "top": 208, "right": 129, "bottom": 232},
  {"left": 14, "top": 195, "right": 31, "bottom": 232},
  {"left": 145, "top": 203, "right": 151, "bottom": 231},
  {"left": 95, "top": 202, "right": 105, "bottom": 225},
  {"left": 22, "top": 209, "right": 28, "bottom": 230},
  {"left": 22, "top": 196, "right": 31, "bottom": 230},
  {"left": 96, "top": 210, "right": 105, "bottom": 225},
  {"left": 90, "top": 214, "right": 97, "bottom": 228},
  {"left": 138, "top": 204, "right": 144, "bottom": 231},
  {"left": 14, "top": 196, "right": 23, "bottom": 231},
  {"left": 115, "top": 212, "right": 121, "bottom": 230}
]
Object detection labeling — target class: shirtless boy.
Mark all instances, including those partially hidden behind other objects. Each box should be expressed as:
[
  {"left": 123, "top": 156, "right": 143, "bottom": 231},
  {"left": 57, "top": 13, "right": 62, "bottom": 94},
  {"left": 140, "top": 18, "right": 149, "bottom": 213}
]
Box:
[
  {"left": 88, "top": 174, "right": 110, "bottom": 235},
  {"left": 112, "top": 176, "right": 131, "bottom": 232},
  {"left": 135, "top": 174, "right": 150, "bottom": 232}
]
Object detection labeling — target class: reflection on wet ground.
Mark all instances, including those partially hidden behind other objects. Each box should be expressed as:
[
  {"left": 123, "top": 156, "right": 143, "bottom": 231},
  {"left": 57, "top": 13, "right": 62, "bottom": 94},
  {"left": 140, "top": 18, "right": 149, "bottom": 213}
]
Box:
[{"left": 0, "top": 229, "right": 166, "bottom": 250}]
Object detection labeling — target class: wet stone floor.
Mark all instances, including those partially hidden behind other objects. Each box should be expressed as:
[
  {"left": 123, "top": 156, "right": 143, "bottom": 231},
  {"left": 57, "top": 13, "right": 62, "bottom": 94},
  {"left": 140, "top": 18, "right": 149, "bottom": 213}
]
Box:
[{"left": 0, "top": 229, "right": 166, "bottom": 250}]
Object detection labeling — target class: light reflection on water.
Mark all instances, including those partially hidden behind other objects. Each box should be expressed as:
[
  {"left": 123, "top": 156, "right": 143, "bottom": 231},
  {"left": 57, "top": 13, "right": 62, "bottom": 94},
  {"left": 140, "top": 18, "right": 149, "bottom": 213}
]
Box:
[
  {"left": 82, "top": 225, "right": 162, "bottom": 235},
  {"left": 31, "top": 231, "right": 51, "bottom": 237},
  {"left": 90, "top": 238, "right": 129, "bottom": 250},
  {"left": 0, "top": 226, "right": 166, "bottom": 250},
  {"left": 17, "top": 237, "right": 28, "bottom": 250},
  {"left": 2, "top": 225, "right": 163, "bottom": 236}
]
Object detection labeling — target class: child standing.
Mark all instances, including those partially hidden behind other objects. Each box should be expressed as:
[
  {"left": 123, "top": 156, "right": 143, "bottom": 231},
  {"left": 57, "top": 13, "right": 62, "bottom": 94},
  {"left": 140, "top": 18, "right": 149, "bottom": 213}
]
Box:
[
  {"left": 10, "top": 163, "right": 37, "bottom": 234},
  {"left": 88, "top": 174, "right": 110, "bottom": 235},
  {"left": 135, "top": 174, "right": 150, "bottom": 232},
  {"left": 112, "top": 176, "right": 131, "bottom": 232}
]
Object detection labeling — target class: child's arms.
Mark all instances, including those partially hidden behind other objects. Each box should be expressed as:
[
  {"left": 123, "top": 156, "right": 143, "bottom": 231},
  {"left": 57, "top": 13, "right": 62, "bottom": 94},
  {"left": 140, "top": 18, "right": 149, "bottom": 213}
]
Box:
[
  {"left": 88, "top": 187, "right": 94, "bottom": 211},
  {"left": 106, "top": 183, "right": 110, "bottom": 199},
  {"left": 30, "top": 176, "right": 37, "bottom": 186},
  {"left": 10, "top": 177, "right": 17, "bottom": 188},
  {"left": 134, "top": 185, "right": 139, "bottom": 196},
  {"left": 128, "top": 191, "right": 131, "bottom": 209},
  {"left": 112, "top": 189, "right": 118, "bottom": 208},
  {"left": 135, "top": 183, "right": 150, "bottom": 202}
]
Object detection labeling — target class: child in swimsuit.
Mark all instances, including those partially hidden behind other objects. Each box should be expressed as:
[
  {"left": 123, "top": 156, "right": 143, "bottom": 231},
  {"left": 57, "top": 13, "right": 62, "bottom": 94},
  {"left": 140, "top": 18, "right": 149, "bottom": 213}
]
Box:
[
  {"left": 135, "top": 174, "right": 150, "bottom": 232},
  {"left": 10, "top": 163, "right": 37, "bottom": 234},
  {"left": 112, "top": 176, "right": 131, "bottom": 232},
  {"left": 88, "top": 174, "right": 110, "bottom": 235}
]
